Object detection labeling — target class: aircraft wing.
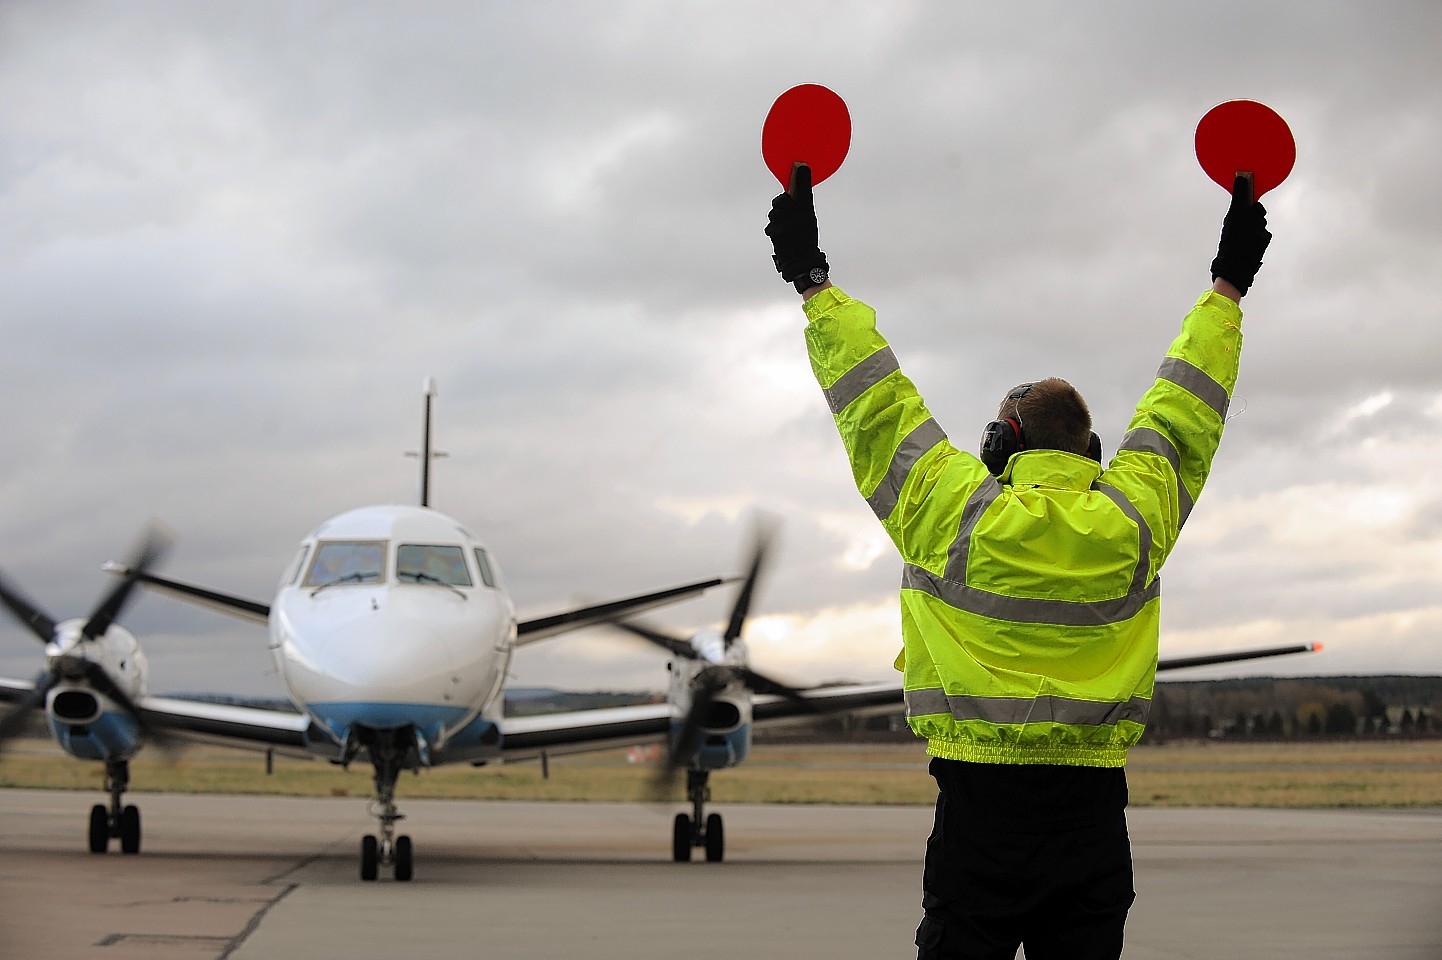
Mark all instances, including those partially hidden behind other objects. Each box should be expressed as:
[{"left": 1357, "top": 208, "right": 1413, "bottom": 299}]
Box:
[
  {"left": 135, "top": 695, "right": 317, "bottom": 758},
  {"left": 0, "top": 675, "right": 36, "bottom": 706},
  {"left": 752, "top": 681, "right": 903, "bottom": 724},
  {"left": 501, "top": 702, "right": 673, "bottom": 761},
  {"left": 1, "top": 675, "right": 318, "bottom": 758},
  {"left": 499, "top": 680, "right": 905, "bottom": 762},
  {"left": 1158, "top": 642, "right": 1319, "bottom": 672},
  {"left": 514, "top": 577, "right": 730, "bottom": 645},
  {"left": 100, "top": 564, "right": 271, "bottom": 625}
]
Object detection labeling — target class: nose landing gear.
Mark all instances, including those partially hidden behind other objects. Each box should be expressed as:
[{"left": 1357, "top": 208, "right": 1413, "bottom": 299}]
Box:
[
  {"left": 671, "top": 769, "right": 724, "bottom": 863},
  {"left": 88, "top": 759, "right": 141, "bottom": 854},
  {"left": 358, "top": 728, "right": 415, "bottom": 881}
]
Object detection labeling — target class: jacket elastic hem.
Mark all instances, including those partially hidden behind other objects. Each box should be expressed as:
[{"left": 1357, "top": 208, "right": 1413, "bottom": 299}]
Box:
[{"left": 925, "top": 738, "right": 1128, "bottom": 768}]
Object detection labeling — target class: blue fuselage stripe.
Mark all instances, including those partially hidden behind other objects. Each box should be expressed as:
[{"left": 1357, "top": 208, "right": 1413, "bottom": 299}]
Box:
[
  {"left": 671, "top": 721, "right": 750, "bottom": 771},
  {"left": 49, "top": 711, "right": 141, "bottom": 762}
]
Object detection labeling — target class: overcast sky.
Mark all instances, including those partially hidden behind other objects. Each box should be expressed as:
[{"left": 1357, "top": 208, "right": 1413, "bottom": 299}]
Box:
[{"left": 1, "top": 1, "right": 1440, "bottom": 699}]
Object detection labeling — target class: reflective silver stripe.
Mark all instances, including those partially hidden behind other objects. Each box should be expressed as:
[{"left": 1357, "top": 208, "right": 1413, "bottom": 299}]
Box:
[
  {"left": 905, "top": 688, "right": 1151, "bottom": 726},
  {"left": 1157, "top": 357, "right": 1229, "bottom": 420},
  {"left": 903, "top": 564, "right": 1160, "bottom": 626},
  {"left": 865, "top": 418, "right": 947, "bottom": 521},
  {"left": 1119, "top": 426, "right": 1180, "bottom": 472},
  {"left": 824, "top": 347, "right": 900, "bottom": 415},
  {"left": 1118, "top": 427, "right": 1195, "bottom": 526},
  {"left": 1092, "top": 481, "right": 1153, "bottom": 595},
  {"left": 943, "top": 477, "right": 1002, "bottom": 580}
]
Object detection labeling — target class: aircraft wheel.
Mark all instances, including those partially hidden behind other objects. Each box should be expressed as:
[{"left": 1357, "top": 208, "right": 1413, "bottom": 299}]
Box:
[
  {"left": 704, "top": 813, "right": 724, "bottom": 863},
  {"left": 394, "top": 835, "right": 414, "bottom": 882},
  {"left": 88, "top": 804, "right": 109, "bottom": 854},
  {"left": 360, "top": 835, "right": 379, "bottom": 881},
  {"left": 672, "top": 813, "right": 692, "bottom": 862},
  {"left": 119, "top": 804, "right": 141, "bottom": 854}
]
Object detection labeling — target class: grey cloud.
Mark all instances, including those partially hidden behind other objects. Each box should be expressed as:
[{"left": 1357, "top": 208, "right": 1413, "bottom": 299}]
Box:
[{"left": 3, "top": 1, "right": 1441, "bottom": 692}]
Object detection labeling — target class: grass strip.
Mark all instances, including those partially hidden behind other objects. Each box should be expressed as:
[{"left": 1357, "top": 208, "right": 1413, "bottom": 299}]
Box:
[{"left": 3, "top": 740, "right": 1441, "bottom": 808}]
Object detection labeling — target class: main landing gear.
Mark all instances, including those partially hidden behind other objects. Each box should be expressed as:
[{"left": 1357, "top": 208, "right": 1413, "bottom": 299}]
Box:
[
  {"left": 88, "top": 759, "right": 141, "bottom": 854},
  {"left": 672, "top": 769, "right": 724, "bottom": 863},
  {"left": 359, "top": 730, "right": 415, "bottom": 882}
]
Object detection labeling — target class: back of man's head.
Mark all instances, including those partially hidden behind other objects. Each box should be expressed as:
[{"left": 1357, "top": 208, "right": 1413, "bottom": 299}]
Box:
[{"left": 1001, "top": 377, "right": 1093, "bottom": 457}]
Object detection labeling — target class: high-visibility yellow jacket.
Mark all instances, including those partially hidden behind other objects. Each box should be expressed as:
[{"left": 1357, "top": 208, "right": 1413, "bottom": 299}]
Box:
[{"left": 803, "top": 286, "right": 1244, "bottom": 767}]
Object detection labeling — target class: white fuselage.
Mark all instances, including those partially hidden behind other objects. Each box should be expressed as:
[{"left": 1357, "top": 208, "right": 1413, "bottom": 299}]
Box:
[{"left": 267, "top": 504, "right": 516, "bottom": 760}]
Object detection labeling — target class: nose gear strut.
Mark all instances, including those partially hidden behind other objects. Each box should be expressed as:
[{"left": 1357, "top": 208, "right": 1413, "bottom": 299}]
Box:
[
  {"left": 356, "top": 726, "right": 417, "bottom": 881},
  {"left": 88, "top": 759, "right": 142, "bottom": 854}
]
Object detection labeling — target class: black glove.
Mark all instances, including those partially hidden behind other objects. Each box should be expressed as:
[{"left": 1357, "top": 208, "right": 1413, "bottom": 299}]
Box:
[
  {"left": 766, "top": 163, "right": 829, "bottom": 293},
  {"left": 1210, "top": 174, "right": 1272, "bottom": 296}
]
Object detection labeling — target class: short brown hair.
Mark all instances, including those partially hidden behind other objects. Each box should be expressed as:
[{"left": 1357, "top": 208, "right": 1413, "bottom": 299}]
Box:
[{"left": 998, "top": 378, "right": 1092, "bottom": 456}]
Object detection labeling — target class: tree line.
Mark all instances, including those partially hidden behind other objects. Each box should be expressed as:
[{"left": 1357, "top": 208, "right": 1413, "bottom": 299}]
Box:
[{"left": 1144, "top": 675, "right": 1442, "bottom": 741}]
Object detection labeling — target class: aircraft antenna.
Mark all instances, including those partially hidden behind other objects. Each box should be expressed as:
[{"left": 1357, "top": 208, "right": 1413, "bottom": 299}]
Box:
[{"left": 405, "top": 377, "right": 447, "bottom": 507}]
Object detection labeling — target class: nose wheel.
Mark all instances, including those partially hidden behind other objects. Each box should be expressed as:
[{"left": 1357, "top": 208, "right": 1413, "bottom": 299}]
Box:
[
  {"left": 87, "top": 760, "right": 141, "bottom": 855},
  {"left": 360, "top": 831, "right": 413, "bottom": 882},
  {"left": 671, "top": 812, "right": 725, "bottom": 862},
  {"left": 671, "top": 770, "right": 725, "bottom": 862}
]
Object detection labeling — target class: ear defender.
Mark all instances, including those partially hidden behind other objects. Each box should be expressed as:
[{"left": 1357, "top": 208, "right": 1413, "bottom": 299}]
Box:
[
  {"left": 1087, "top": 432, "right": 1102, "bottom": 463},
  {"left": 980, "top": 417, "right": 1023, "bottom": 475},
  {"left": 980, "top": 383, "right": 1034, "bottom": 475}
]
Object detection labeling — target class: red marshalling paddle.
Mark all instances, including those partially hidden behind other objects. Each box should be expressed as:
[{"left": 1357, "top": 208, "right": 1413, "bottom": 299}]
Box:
[
  {"left": 761, "top": 83, "right": 851, "bottom": 191},
  {"left": 1195, "top": 99, "right": 1295, "bottom": 199}
]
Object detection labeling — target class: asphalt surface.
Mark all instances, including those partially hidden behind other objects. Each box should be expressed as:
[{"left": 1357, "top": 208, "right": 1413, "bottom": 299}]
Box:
[{"left": 1, "top": 790, "right": 1440, "bottom": 959}]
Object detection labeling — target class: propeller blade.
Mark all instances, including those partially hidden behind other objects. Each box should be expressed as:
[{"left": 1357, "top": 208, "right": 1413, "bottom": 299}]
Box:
[
  {"left": 0, "top": 571, "right": 59, "bottom": 645},
  {"left": 723, "top": 522, "right": 776, "bottom": 649},
  {"left": 80, "top": 660, "right": 143, "bottom": 717},
  {"left": 609, "top": 618, "right": 699, "bottom": 660},
  {"left": 671, "top": 678, "right": 720, "bottom": 767},
  {"left": 0, "top": 668, "right": 59, "bottom": 743},
  {"left": 78, "top": 660, "right": 180, "bottom": 751},
  {"left": 82, "top": 525, "right": 173, "bottom": 641},
  {"left": 739, "top": 666, "right": 816, "bottom": 709}
]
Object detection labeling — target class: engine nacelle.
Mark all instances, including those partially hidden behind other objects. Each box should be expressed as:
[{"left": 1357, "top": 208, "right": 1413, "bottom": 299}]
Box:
[{"left": 48, "top": 686, "right": 102, "bottom": 724}]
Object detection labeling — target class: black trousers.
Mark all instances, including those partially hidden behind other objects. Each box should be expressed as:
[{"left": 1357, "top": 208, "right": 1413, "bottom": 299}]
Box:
[{"left": 916, "top": 759, "right": 1135, "bottom": 960}]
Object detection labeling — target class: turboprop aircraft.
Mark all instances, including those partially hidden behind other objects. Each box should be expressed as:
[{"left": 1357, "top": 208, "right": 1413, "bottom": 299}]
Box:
[{"left": 0, "top": 379, "right": 740, "bottom": 880}]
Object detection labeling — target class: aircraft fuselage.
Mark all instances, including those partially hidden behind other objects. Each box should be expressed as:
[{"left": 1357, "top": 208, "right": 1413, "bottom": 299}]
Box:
[{"left": 268, "top": 503, "right": 516, "bottom": 765}]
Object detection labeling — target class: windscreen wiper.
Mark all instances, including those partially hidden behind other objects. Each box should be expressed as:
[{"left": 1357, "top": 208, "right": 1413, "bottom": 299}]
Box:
[
  {"left": 310, "top": 571, "right": 381, "bottom": 597},
  {"left": 398, "top": 570, "right": 467, "bottom": 599}
]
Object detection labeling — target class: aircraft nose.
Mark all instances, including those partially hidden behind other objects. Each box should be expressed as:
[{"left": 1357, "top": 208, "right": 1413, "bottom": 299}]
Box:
[{"left": 284, "top": 612, "right": 457, "bottom": 702}]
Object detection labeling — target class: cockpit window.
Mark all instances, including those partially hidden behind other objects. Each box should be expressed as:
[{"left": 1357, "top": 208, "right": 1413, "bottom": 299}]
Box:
[
  {"left": 473, "top": 548, "right": 497, "bottom": 588},
  {"left": 303, "top": 541, "right": 387, "bottom": 587},
  {"left": 397, "top": 544, "right": 473, "bottom": 587}
]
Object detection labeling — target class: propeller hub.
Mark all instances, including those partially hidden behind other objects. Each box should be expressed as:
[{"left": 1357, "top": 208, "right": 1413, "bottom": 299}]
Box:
[
  {"left": 692, "top": 629, "right": 727, "bottom": 665},
  {"left": 49, "top": 651, "right": 90, "bottom": 682}
]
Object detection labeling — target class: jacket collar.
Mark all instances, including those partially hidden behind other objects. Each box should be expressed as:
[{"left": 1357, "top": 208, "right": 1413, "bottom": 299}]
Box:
[{"left": 999, "top": 449, "right": 1103, "bottom": 490}]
